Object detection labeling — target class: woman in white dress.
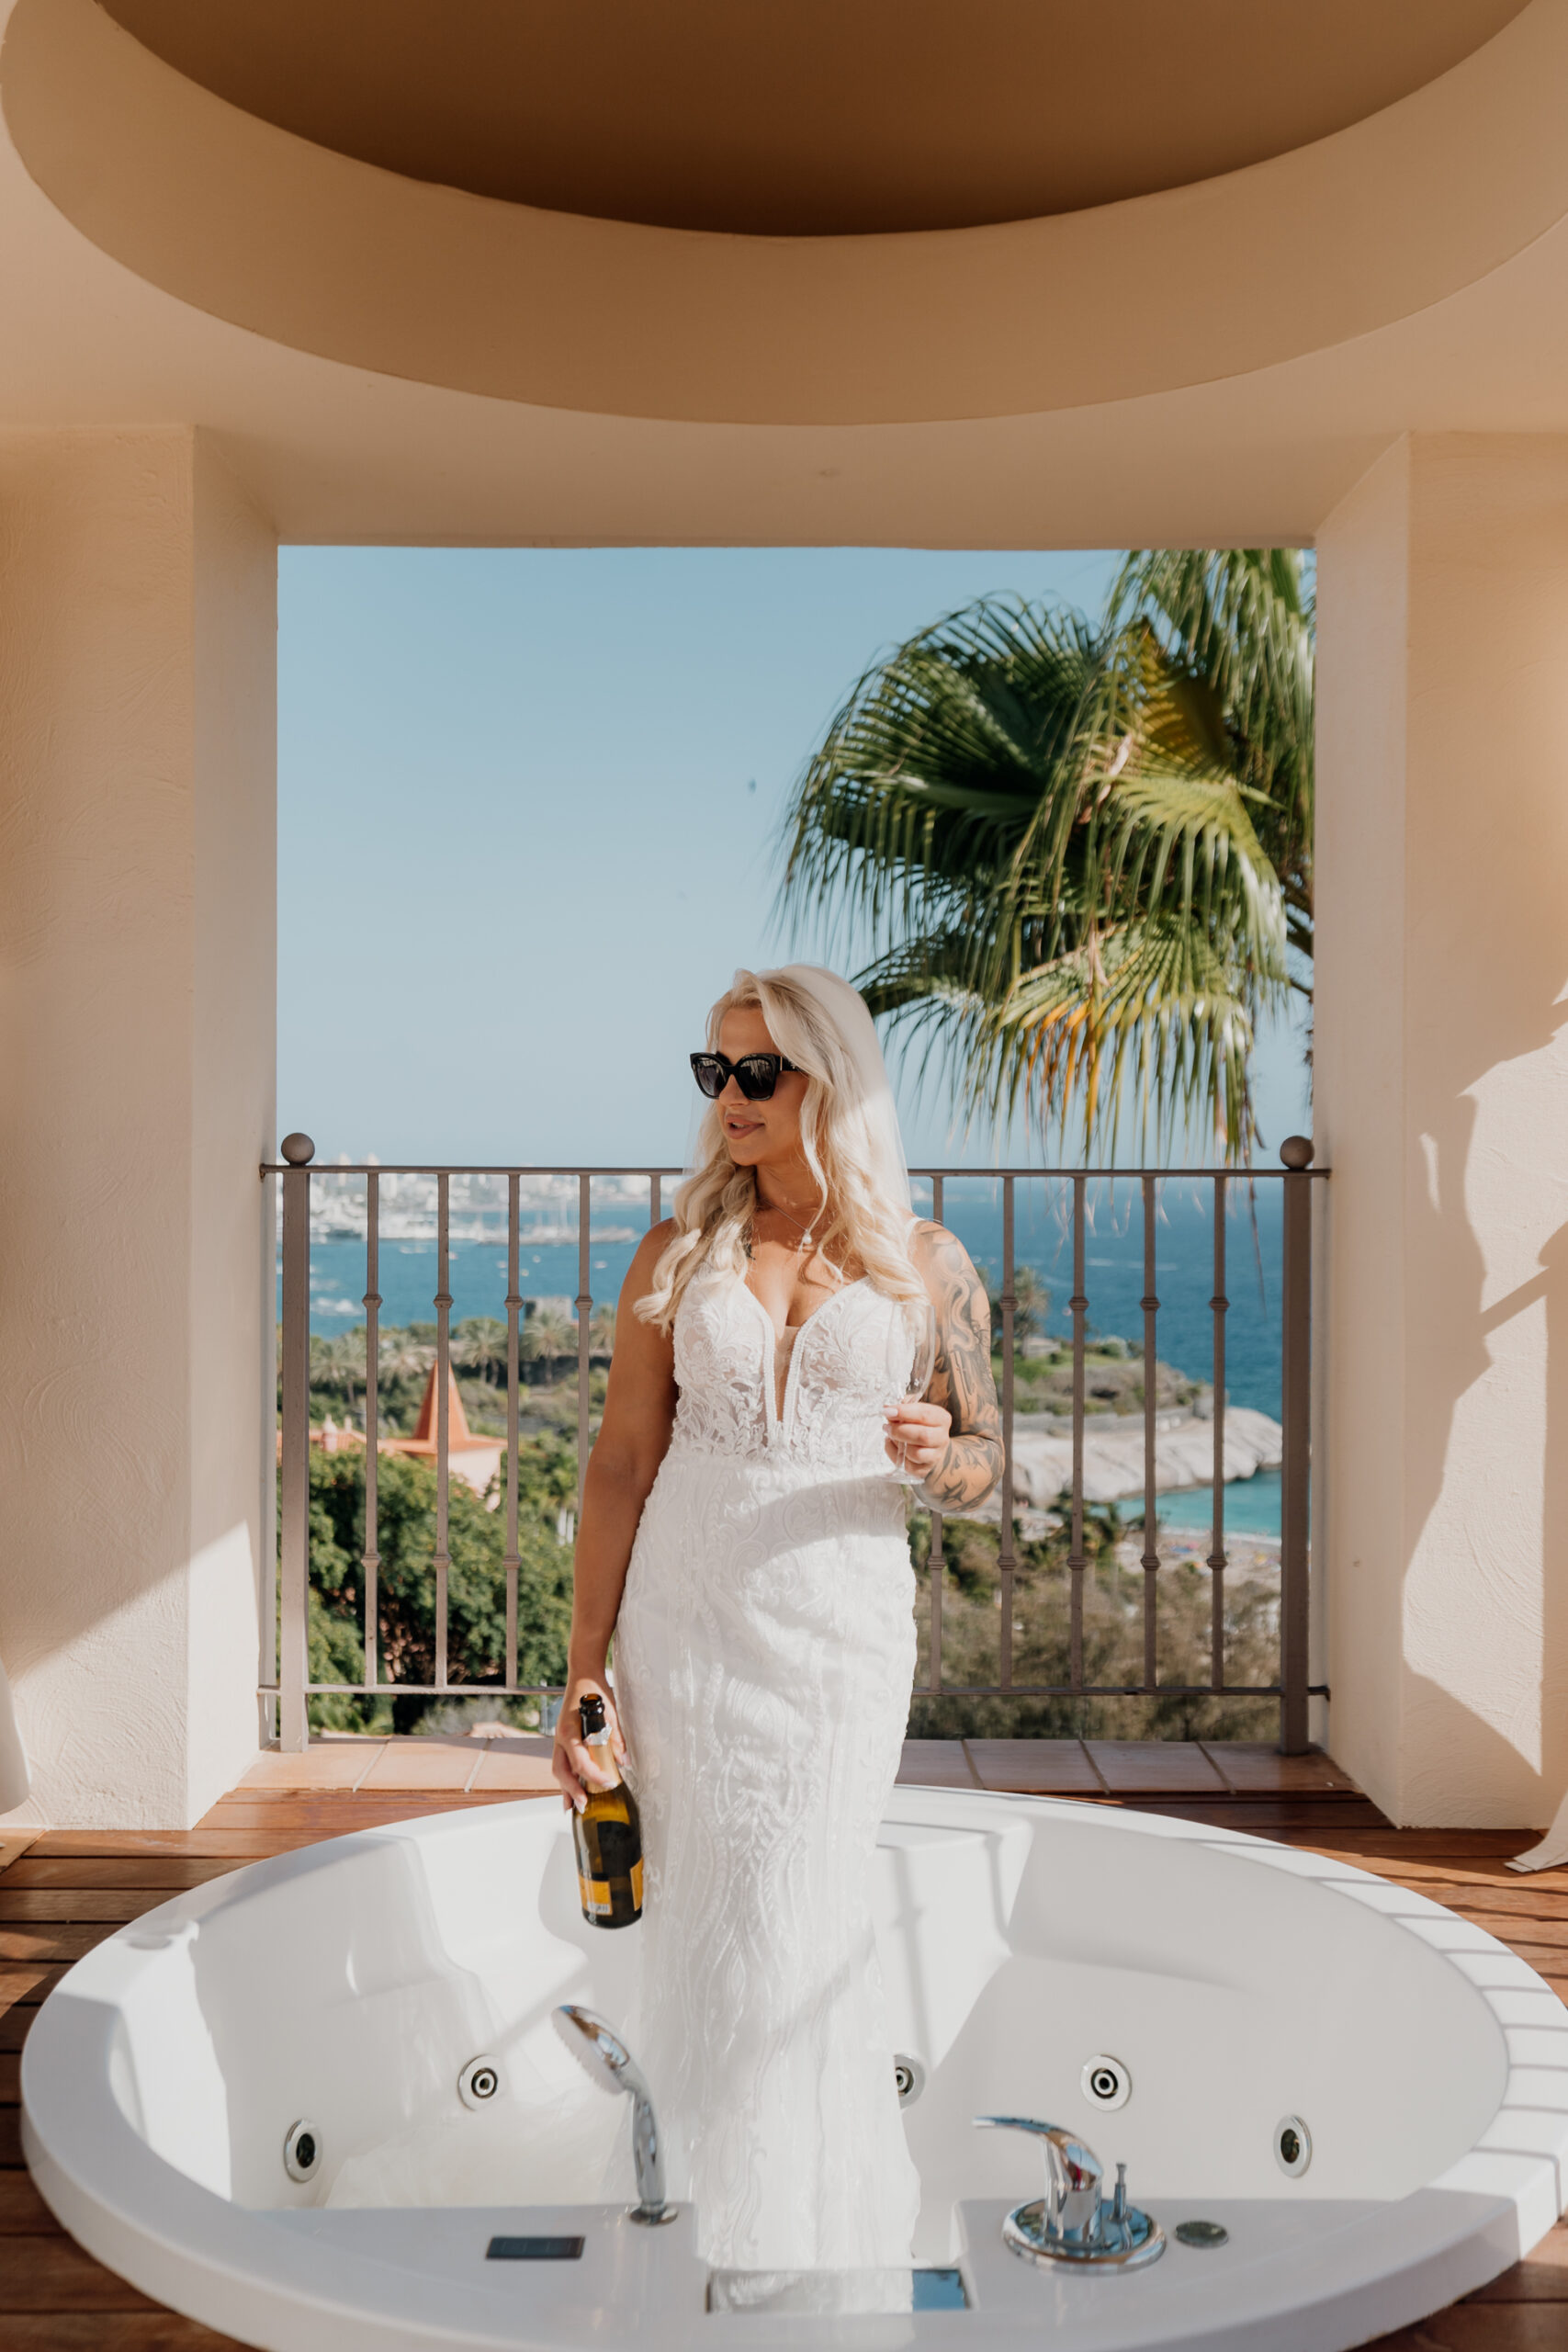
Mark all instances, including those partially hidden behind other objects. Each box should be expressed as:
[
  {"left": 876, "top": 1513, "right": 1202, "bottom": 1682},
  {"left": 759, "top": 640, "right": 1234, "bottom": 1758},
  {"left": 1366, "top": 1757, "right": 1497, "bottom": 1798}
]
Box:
[{"left": 551, "top": 965, "right": 1002, "bottom": 2271}]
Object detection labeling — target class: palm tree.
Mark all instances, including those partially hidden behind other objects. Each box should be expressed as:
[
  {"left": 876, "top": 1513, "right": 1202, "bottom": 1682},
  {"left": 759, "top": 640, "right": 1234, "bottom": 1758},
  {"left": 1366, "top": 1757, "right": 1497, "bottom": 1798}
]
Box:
[
  {"left": 310, "top": 1329, "right": 368, "bottom": 1418},
  {"left": 777, "top": 550, "right": 1311, "bottom": 1162},
  {"left": 588, "top": 1303, "right": 617, "bottom": 1361},
  {"left": 453, "top": 1317, "right": 509, "bottom": 1386},
  {"left": 522, "top": 1307, "right": 577, "bottom": 1385},
  {"left": 378, "top": 1327, "right": 435, "bottom": 1385}
]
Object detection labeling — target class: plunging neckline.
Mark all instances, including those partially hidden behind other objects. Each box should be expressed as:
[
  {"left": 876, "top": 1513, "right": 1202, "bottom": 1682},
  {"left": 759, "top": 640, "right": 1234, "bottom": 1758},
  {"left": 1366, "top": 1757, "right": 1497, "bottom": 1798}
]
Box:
[{"left": 739, "top": 1275, "right": 872, "bottom": 1442}]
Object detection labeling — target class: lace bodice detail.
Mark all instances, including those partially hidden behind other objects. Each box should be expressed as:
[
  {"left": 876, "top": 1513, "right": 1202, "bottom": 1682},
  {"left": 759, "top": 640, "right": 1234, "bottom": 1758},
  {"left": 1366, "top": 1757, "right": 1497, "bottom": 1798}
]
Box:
[{"left": 668, "top": 1263, "right": 915, "bottom": 1476}]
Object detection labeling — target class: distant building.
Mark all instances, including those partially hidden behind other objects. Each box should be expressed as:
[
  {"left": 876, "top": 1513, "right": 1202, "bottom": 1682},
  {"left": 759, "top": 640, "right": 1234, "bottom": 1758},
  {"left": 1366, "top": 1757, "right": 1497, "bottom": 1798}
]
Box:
[{"left": 307, "top": 1364, "right": 503, "bottom": 1498}]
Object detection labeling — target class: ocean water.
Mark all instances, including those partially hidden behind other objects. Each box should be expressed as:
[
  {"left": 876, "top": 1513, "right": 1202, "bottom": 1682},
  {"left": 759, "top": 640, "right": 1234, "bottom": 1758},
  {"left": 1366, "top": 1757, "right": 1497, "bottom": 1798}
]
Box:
[{"left": 294, "top": 1173, "right": 1290, "bottom": 1532}]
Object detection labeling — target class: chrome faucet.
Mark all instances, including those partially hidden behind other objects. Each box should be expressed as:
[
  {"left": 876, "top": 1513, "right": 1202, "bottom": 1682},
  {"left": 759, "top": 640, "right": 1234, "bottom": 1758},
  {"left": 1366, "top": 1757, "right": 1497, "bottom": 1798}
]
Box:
[
  {"left": 553, "top": 2005, "right": 676, "bottom": 2225},
  {"left": 974, "top": 2116, "right": 1164, "bottom": 2269}
]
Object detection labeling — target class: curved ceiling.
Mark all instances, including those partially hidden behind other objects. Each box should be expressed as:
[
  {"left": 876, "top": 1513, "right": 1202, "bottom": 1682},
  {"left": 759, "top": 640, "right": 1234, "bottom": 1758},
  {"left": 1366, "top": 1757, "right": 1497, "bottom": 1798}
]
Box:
[
  {"left": 99, "top": 0, "right": 1527, "bottom": 238},
  {"left": 7, "top": 0, "right": 1568, "bottom": 426}
]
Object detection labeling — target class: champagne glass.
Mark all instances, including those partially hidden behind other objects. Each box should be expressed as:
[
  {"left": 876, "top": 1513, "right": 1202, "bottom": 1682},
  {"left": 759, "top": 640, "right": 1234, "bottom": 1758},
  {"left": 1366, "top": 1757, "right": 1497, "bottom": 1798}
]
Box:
[{"left": 887, "top": 1295, "right": 937, "bottom": 1486}]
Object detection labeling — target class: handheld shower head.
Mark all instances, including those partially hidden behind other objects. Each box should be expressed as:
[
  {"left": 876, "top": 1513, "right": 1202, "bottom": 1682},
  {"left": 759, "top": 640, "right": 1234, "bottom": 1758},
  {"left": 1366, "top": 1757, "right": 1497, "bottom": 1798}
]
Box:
[
  {"left": 553, "top": 2004, "right": 637, "bottom": 2097},
  {"left": 552, "top": 2005, "right": 674, "bottom": 2225}
]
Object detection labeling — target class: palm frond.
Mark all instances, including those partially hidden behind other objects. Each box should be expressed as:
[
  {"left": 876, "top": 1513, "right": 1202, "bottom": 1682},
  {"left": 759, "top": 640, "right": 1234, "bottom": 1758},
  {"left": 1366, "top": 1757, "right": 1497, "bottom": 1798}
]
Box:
[{"left": 776, "top": 563, "right": 1312, "bottom": 1165}]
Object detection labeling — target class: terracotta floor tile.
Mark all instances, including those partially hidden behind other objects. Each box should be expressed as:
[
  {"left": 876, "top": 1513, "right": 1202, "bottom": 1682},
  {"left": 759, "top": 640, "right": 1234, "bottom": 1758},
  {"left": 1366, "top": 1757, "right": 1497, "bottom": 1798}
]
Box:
[
  {"left": 468, "top": 1744, "right": 558, "bottom": 1792},
  {"left": 896, "top": 1740, "right": 980, "bottom": 1789},
  {"left": 1084, "top": 1740, "right": 1228, "bottom": 1793},
  {"left": 236, "top": 1746, "right": 384, "bottom": 1792},
  {"left": 335, "top": 1744, "right": 480, "bottom": 1792},
  {"left": 965, "top": 1739, "right": 1106, "bottom": 1794},
  {"left": 1199, "top": 1742, "right": 1359, "bottom": 1794}
]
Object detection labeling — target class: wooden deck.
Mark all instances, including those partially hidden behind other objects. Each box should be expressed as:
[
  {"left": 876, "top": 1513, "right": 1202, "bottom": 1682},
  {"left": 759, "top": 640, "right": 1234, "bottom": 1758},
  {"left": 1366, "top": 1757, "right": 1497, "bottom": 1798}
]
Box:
[{"left": 3, "top": 1737, "right": 1565, "bottom": 2350}]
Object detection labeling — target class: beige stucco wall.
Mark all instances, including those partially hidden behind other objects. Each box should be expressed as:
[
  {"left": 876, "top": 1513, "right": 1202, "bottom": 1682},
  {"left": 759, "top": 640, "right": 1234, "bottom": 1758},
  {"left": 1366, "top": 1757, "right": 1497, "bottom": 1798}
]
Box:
[
  {"left": 0, "top": 428, "right": 276, "bottom": 1828},
  {"left": 1316, "top": 434, "right": 1568, "bottom": 1826}
]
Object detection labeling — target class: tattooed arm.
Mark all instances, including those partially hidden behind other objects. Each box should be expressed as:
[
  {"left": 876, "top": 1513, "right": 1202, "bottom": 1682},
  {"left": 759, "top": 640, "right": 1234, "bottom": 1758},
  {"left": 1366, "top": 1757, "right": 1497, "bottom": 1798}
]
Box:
[{"left": 883, "top": 1222, "right": 1003, "bottom": 1512}]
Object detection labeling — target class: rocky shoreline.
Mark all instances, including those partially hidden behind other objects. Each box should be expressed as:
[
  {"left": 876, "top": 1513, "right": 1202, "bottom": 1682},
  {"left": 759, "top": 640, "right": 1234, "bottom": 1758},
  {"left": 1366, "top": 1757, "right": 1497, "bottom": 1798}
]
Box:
[{"left": 1007, "top": 1402, "right": 1281, "bottom": 1508}]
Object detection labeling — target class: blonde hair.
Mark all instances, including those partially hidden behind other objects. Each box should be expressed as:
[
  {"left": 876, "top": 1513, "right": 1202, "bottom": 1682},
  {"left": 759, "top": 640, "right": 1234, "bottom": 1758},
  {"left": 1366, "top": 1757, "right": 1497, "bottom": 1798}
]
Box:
[{"left": 636, "top": 967, "right": 926, "bottom": 1335}]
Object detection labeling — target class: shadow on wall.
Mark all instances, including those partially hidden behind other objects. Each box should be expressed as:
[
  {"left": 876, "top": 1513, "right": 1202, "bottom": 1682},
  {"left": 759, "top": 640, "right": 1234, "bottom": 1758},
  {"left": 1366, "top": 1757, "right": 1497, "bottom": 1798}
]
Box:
[{"left": 1404, "top": 979, "right": 1568, "bottom": 1827}]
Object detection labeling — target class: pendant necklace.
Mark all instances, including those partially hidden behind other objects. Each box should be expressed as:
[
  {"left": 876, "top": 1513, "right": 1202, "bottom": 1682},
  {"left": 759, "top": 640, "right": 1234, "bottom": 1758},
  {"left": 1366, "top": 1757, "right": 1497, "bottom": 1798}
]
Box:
[{"left": 750, "top": 1200, "right": 818, "bottom": 1258}]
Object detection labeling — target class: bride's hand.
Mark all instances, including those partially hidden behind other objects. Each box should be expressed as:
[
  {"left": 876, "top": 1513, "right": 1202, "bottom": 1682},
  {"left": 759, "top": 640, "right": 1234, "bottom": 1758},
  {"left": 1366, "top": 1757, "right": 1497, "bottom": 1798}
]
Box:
[
  {"left": 885, "top": 1397, "right": 952, "bottom": 1481},
  {"left": 550, "top": 1672, "right": 628, "bottom": 1814}
]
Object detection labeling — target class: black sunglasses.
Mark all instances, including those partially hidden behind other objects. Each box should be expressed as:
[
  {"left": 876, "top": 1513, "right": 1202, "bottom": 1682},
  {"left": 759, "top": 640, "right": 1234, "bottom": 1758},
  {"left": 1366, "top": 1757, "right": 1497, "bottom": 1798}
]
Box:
[{"left": 690, "top": 1050, "right": 801, "bottom": 1102}]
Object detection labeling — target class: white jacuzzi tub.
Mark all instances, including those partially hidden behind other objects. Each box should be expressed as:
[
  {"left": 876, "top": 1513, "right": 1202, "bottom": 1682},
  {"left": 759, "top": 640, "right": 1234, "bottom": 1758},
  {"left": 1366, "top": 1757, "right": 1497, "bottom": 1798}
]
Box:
[{"left": 21, "top": 1787, "right": 1568, "bottom": 2350}]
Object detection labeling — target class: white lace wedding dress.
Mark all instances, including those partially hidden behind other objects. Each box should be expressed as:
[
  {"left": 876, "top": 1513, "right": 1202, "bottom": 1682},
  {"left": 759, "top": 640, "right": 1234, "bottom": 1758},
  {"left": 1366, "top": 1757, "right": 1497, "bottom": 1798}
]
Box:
[{"left": 613, "top": 1259, "right": 923, "bottom": 2271}]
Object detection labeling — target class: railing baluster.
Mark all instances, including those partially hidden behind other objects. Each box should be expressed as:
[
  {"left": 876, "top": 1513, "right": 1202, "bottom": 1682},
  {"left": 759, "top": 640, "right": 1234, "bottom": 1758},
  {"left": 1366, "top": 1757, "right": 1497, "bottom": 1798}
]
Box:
[
  {"left": 577, "top": 1171, "right": 592, "bottom": 1521},
  {"left": 1208, "top": 1173, "right": 1227, "bottom": 1693},
  {"left": 1280, "top": 1137, "right": 1314, "bottom": 1752},
  {"left": 929, "top": 1172, "right": 944, "bottom": 1693},
  {"left": 434, "top": 1172, "right": 451, "bottom": 1692},
  {"left": 998, "top": 1177, "right": 1016, "bottom": 1690},
  {"left": 277, "top": 1134, "right": 314, "bottom": 1753},
  {"left": 362, "top": 1172, "right": 380, "bottom": 1692},
  {"left": 1141, "top": 1174, "right": 1160, "bottom": 1691},
  {"left": 260, "top": 1155, "right": 1326, "bottom": 1723},
  {"left": 1068, "top": 1174, "right": 1087, "bottom": 1692},
  {"left": 504, "top": 1173, "right": 521, "bottom": 1695}
]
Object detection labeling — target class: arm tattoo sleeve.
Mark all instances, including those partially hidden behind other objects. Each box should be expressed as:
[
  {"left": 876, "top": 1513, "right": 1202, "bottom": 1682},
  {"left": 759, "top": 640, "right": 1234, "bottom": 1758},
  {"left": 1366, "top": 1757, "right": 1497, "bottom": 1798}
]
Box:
[{"left": 915, "top": 1225, "right": 1004, "bottom": 1513}]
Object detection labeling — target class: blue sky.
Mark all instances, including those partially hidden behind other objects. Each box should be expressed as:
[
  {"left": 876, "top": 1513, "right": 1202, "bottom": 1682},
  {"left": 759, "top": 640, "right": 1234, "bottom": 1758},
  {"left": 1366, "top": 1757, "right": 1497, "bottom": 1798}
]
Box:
[{"left": 278, "top": 547, "right": 1310, "bottom": 1169}]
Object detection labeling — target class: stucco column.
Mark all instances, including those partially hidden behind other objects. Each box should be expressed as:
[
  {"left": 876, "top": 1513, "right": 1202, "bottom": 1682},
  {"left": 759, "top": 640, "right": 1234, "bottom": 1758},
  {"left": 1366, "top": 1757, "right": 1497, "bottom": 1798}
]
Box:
[
  {"left": 0, "top": 428, "right": 276, "bottom": 1829},
  {"left": 1315, "top": 435, "right": 1568, "bottom": 1826}
]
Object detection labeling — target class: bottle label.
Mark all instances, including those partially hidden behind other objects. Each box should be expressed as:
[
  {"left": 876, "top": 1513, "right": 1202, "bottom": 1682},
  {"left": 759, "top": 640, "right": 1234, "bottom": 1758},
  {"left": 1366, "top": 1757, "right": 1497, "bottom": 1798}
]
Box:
[{"left": 577, "top": 1857, "right": 643, "bottom": 1918}]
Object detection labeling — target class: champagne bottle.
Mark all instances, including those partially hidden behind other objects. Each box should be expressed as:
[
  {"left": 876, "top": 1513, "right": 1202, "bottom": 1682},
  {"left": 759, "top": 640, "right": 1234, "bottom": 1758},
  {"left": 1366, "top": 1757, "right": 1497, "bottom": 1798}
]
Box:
[{"left": 572, "top": 1692, "right": 644, "bottom": 1928}]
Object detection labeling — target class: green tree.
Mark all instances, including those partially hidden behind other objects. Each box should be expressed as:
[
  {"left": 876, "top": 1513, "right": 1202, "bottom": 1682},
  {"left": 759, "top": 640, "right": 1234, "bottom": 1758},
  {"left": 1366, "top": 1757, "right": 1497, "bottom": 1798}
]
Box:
[
  {"left": 453, "top": 1317, "right": 509, "bottom": 1385},
  {"left": 300, "top": 1439, "right": 575, "bottom": 1733},
  {"left": 778, "top": 549, "right": 1312, "bottom": 1161},
  {"left": 522, "top": 1306, "right": 577, "bottom": 1385}
]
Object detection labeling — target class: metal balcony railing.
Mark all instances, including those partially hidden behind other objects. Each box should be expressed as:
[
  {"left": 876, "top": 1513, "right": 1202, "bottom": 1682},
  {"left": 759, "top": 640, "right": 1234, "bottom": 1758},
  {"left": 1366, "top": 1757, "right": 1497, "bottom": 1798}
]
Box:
[{"left": 263, "top": 1144, "right": 1327, "bottom": 1755}]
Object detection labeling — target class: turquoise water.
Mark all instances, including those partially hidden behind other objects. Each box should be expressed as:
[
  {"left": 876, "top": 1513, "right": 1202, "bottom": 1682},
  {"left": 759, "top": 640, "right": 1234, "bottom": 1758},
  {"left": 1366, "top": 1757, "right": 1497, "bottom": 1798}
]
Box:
[
  {"left": 1160, "top": 1465, "right": 1281, "bottom": 1537},
  {"left": 293, "top": 1174, "right": 1291, "bottom": 1534}
]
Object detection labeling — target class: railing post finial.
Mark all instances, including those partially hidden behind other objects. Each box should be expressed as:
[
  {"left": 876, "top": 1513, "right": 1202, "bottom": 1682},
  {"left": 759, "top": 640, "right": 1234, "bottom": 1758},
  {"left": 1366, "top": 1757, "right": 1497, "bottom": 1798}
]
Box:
[
  {"left": 280, "top": 1132, "right": 316, "bottom": 1167},
  {"left": 1280, "top": 1135, "right": 1314, "bottom": 1170}
]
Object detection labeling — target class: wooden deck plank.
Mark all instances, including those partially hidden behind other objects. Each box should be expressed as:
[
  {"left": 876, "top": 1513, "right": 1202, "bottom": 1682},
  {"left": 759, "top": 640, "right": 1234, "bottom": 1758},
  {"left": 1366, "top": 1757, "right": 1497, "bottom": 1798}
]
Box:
[
  {"left": 23, "top": 1832, "right": 332, "bottom": 1859},
  {"left": 0, "top": 1964, "right": 68, "bottom": 2011},
  {"left": 0, "top": 2172, "right": 62, "bottom": 2233},
  {"left": 1466, "top": 2220, "right": 1568, "bottom": 2301},
  {"left": 0, "top": 2234, "right": 164, "bottom": 2311},
  {"left": 0, "top": 1893, "right": 177, "bottom": 1925},
  {"left": 0, "top": 2321, "right": 248, "bottom": 2349},
  {"left": 0, "top": 1861, "right": 242, "bottom": 1892},
  {"left": 0, "top": 1926, "right": 120, "bottom": 1965},
  {"left": 1366, "top": 2310, "right": 1568, "bottom": 2347}
]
